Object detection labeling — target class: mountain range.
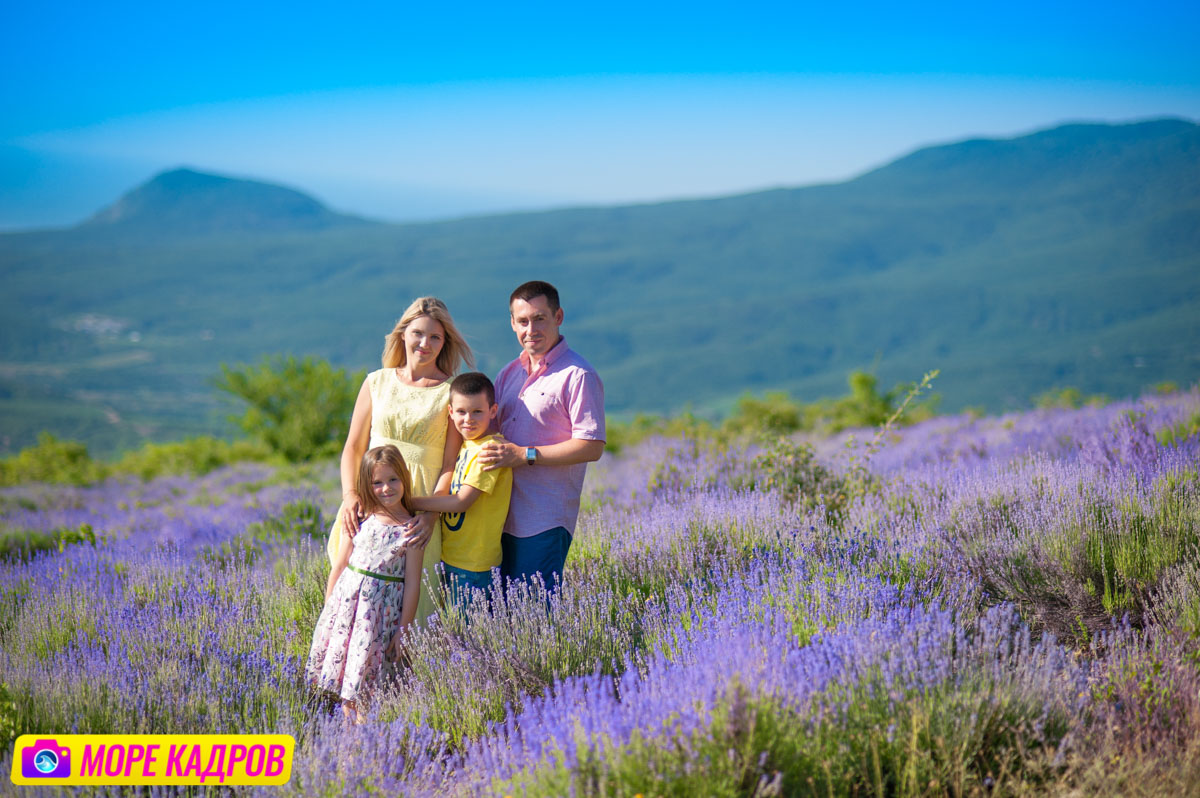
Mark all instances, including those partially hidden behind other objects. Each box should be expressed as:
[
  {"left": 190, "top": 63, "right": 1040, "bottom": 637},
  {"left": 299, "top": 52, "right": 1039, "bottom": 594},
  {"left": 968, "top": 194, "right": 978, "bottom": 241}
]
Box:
[{"left": 1, "top": 118, "right": 1197, "bottom": 454}]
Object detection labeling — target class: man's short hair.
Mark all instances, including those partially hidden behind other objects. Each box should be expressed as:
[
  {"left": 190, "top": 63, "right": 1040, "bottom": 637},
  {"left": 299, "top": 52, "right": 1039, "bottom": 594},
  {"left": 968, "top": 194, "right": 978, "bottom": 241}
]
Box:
[
  {"left": 450, "top": 371, "right": 495, "bottom": 405},
  {"left": 509, "top": 280, "right": 560, "bottom": 314}
]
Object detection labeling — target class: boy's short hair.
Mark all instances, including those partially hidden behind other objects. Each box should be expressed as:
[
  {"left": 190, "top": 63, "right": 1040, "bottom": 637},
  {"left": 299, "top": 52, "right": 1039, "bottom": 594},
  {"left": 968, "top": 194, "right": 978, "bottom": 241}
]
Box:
[
  {"left": 450, "top": 371, "right": 495, "bottom": 405},
  {"left": 509, "top": 280, "right": 560, "bottom": 313}
]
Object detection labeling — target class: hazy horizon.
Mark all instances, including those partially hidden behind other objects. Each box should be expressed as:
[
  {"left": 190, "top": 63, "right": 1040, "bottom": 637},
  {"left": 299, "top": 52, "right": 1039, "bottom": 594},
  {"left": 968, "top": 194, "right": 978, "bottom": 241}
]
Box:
[{"left": 3, "top": 1, "right": 1198, "bottom": 231}]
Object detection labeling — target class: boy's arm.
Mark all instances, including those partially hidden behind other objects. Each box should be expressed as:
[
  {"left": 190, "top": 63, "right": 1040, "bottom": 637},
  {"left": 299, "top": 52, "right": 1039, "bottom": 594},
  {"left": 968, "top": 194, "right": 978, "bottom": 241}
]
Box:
[
  {"left": 410, "top": 485, "right": 485, "bottom": 514},
  {"left": 325, "top": 531, "right": 354, "bottom": 602}
]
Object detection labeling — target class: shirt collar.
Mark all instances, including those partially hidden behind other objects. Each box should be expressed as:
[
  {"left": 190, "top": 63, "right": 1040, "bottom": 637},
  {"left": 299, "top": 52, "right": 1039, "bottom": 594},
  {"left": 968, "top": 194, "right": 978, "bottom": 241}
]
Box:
[{"left": 520, "top": 335, "right": 568, "bottom": 374}]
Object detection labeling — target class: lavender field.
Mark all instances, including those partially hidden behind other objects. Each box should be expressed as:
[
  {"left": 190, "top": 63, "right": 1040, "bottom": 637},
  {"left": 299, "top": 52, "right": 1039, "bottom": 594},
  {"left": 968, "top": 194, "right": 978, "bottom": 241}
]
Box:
[{"left": 3, "top": 391, "right": 1200, "bottom": 796}]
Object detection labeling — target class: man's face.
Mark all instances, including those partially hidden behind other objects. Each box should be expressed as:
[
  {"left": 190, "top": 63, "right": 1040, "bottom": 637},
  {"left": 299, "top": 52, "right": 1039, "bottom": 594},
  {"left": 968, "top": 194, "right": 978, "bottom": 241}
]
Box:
[{"left": 510, "top": 295, "right": 563, "bottom": 360}]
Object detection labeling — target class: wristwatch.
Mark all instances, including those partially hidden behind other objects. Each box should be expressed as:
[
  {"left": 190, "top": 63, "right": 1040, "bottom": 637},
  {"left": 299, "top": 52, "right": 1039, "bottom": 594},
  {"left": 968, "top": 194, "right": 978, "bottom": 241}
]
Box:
[{"left": 525, "top": 447, "right": 537, "bottom": 466}]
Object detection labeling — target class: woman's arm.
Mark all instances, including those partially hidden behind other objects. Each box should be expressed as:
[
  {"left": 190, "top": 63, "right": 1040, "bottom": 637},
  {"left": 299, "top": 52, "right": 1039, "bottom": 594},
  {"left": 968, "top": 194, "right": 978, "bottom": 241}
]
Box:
[
  {"left": 325, "top": 530, "right": 354, "bottom": 602},
  {"left": 410, "top": 485, "right": 483, "bottom": 514},
  {"left": 337, "top": 379, "right": 373, "bottom": 536},
  {"left": 434, "top": 422, "right": 463, "bottom": 494}
]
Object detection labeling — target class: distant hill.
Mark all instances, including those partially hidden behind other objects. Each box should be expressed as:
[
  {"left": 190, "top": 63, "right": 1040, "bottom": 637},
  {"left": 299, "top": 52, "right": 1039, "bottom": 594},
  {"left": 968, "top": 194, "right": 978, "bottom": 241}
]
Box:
[
  {"left": 82, "top": 168, "right": 372, "bottom": 235},
  {"left": 1, "top": 118, "right": 1197, "bottom": 454}
]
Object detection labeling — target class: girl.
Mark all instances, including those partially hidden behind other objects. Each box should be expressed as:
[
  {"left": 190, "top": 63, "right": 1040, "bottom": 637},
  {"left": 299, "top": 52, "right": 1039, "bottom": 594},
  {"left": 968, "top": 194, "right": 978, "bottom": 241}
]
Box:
[{"left": 307, "top": 445, "right": 425, "bottom": 721}]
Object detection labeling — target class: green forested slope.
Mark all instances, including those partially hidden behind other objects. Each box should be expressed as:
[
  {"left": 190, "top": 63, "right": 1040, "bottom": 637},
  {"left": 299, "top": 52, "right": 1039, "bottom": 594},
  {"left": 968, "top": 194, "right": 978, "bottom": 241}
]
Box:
[{"left": 1, "top": 118, "right": 1197, "bottom": 453}]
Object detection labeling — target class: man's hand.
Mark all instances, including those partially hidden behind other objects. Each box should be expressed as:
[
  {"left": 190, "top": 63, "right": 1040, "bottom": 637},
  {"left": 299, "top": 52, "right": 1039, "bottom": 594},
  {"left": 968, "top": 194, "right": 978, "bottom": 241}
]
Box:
[{"left": 478, "top": 438, "right": 526, "bottom": 471}]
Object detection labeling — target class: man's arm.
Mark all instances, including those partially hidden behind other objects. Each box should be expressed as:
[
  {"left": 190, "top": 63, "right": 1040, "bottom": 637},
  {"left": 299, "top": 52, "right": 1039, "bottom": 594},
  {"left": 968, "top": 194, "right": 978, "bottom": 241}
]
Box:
[{"left": 478, "top": 437, "right": 604, "bottom": 471}]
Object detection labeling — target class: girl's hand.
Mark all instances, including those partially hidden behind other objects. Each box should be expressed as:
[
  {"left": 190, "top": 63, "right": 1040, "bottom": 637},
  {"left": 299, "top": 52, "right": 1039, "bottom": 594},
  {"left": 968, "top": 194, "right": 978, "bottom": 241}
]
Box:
[
  {"left": 338, "top": 491, "right": 364, "bottom": 537},
  {"left": 403, "top": 511, "right": 436, "bottom": 548},
  {"left": 389, "top": 629, "right": 410, "bottom": 665}
]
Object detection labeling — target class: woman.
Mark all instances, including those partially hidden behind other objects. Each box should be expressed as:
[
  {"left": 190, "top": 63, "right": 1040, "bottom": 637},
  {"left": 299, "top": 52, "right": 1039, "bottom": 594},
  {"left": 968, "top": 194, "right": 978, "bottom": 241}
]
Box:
[{"left": 328, "top": 296, "right": 473, "bottom": 624}]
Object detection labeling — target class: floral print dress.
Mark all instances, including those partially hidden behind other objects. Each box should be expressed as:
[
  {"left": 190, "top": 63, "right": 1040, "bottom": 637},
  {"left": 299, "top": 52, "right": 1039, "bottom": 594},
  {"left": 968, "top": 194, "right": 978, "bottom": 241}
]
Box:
[{"left": 307, "top": 514, "right": 410, "bottom": 702}]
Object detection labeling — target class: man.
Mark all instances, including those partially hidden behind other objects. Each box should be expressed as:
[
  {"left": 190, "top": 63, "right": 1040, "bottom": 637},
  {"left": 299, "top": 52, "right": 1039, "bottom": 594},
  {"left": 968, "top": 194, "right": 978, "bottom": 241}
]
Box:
[{"left": 478, "top": 280, "right": 605, "bottom": 589}]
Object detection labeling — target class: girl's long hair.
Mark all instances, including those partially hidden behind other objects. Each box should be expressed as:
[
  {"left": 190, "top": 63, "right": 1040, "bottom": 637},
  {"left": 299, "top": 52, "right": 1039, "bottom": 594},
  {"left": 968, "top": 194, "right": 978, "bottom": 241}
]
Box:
[
  {"left": 381, "top": 296, "right": 474, "bottom": 376},
  {"left": 356, "top": 445, "right": 417, "bottom": 519}
]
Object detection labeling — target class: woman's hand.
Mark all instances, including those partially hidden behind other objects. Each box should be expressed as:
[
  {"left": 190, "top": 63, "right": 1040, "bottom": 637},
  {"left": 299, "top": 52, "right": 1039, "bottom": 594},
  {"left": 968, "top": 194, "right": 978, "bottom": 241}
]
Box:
[
  {"left": 338, "top": 491, "right": 364, "bottom": 537},
  {"left": 403, "top": 511, "right": 437, "bottom": 548}
]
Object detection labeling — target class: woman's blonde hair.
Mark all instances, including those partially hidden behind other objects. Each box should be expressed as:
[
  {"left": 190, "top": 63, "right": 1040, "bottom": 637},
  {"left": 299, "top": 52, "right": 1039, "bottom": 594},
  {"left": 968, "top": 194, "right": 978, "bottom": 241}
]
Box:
[
  {"left": 381, "top": 296, "right": 474, "bottom": 376},
  {"left": 356, "top": 445, "right": 417, "bottom": 518}
]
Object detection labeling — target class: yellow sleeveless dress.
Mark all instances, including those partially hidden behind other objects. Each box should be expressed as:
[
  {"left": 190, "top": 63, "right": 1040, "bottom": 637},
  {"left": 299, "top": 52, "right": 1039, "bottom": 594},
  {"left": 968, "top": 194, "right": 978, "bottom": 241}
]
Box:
[{"left": 327, "top": 368, "right": 450, "bottom": 624}]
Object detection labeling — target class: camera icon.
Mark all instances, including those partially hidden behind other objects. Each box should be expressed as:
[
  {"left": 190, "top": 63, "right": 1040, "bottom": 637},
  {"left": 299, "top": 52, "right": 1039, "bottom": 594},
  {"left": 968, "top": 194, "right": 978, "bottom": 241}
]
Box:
[{"left": 21, "top": 738, "right": 71, "bottom": 778}]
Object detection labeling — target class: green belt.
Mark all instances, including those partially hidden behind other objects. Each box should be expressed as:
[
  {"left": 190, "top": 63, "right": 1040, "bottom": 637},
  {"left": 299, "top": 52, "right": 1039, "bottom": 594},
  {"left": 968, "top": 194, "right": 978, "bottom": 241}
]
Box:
[{"left": 346, "top": 563, "right": 405, "bottom": 583}]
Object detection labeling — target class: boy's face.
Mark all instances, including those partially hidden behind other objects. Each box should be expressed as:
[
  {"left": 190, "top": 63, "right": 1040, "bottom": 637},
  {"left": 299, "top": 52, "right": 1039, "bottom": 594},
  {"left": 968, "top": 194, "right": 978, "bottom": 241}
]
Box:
[{"left": 449, "top": 391, "right": 497, "bottom": 440}]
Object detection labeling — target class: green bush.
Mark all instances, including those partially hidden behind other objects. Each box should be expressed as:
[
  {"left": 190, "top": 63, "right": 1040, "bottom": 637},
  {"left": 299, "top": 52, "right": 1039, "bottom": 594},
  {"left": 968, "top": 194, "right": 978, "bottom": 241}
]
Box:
[
  {"left": 201, "top": 500, "right": 328, "bottom": 568},
  {"left": 605, "top": 411, "right": 720, "bottom": 454},
  {"left": 214, "top": 355, "right": 365, "bottom": 462},
  {"left": 1158, "top": 411, "right": 1200, "bottom": 447},
  {"left": 723, "top": 391, "right": 807, "bottom": 438},
  {"left": 1034, "top": 386, "right": 1109, "bottom": 409},
  {"left": 746, "top": 437, "right": 851, "bottom": 522},
  {"left": 0, "top": 522, "right": 102, "bottom": 562},
  {"left": 0, "top": 433, "right": 104, "bottom": 486},
  {"left": 0, "top": 434, "right": 277, "bottom": 486},
  {"left": 112, "top": 437, "right": 276, "bottom": 480},
  {"left": 609, "top": 371, "right": 940, "bottom": 453}
]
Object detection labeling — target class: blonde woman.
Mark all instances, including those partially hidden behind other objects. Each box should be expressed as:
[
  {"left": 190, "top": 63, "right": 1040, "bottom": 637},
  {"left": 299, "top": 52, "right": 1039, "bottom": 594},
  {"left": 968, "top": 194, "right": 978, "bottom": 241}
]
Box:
[{"left": 328, "top": 296, "right": 473, "bottom": 624}]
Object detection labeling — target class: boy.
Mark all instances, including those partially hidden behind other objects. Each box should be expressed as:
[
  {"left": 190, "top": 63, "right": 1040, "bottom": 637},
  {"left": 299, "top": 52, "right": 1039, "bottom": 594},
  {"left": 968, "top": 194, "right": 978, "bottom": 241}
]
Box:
[{"left": 410, "top": 372, "right": 512, "bottom": 611}]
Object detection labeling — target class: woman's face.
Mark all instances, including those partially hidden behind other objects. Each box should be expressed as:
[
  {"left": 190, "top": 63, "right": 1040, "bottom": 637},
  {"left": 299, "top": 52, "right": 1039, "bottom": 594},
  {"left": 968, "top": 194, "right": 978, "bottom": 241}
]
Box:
[{"left": 403, "top": 315, "right": 445, "bottom": 369}]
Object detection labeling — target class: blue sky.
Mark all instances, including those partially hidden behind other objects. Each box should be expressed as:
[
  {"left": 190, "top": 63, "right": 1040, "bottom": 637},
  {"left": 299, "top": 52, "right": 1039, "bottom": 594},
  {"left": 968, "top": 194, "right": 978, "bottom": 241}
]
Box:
[{"left": 2, "top": 1, "right": 1198, "bottom": 229}]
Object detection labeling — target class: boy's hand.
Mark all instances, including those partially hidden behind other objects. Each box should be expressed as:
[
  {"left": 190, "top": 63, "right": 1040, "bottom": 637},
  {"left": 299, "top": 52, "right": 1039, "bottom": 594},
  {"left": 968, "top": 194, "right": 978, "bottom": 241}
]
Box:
[{"left": 403, "top": 512, "right": 436, "bottom": 548}]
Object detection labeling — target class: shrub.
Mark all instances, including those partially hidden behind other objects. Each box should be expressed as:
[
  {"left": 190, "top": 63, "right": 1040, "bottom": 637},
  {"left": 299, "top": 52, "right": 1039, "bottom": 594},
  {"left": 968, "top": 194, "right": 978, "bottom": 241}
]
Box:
[
  {"left": 0, "top": 522, "right": 102, "bottom": 562},
  {"left": 0, "top": 434, "right": 277, "bottom": 486},
  {"left": 1035, "top": 386, "right": 1109, "bottom": 409},
  {"left": 1158, "top": 410, "right": 1200, "bottom": 447},
  {"left": 0, "top": 433, "right": 104, "bottom": 486},
  {"left": 747, "top": 437, "right": 850, "bottom": 521},
  {"left": 112, "top": 437, "right": 276, "bottom": 480},
  {"left": 214, "top": 355, "right": 365, "bottom": 462},
  {"left": 723, "top": 391, "right": 807, "bottom": 438}
]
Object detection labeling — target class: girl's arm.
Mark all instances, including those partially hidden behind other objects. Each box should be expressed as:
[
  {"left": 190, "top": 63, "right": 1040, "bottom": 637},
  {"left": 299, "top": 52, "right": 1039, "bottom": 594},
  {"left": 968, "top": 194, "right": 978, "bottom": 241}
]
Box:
[
  {"left": 410, "top": 485, "right": 484, "bottom": 514},
  {"left": 337, "top": 379, "right": 374, "bottom": 536},
  {"left": 325, "top": 530, "right": 354, "bottom": 602},
  {"left": 398, "top": 542, "right": 425, "bottom": 627}
]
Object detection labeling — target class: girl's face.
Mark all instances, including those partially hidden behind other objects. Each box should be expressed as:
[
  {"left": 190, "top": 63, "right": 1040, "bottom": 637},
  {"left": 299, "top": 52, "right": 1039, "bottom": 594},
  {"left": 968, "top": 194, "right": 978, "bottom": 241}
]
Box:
[
  {"left": 370, "top": 463, "right": 405, "bottom": 509},
  {"left": 403, "top": 315, "right": 445, "bottom": 369}
]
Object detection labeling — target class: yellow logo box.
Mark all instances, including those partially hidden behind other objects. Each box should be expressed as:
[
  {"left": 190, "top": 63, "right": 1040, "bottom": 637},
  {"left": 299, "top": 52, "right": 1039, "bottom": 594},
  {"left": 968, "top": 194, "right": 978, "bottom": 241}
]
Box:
[{"left": 11, "top": 734, "right": 295, "bottom": 786}]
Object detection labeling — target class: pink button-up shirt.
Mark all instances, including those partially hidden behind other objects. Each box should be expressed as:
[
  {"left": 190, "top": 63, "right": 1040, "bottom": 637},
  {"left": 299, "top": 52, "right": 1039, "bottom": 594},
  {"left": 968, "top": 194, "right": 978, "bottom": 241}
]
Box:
[{"left": 495, "top": 337, "right": 605, "bottom": 538}]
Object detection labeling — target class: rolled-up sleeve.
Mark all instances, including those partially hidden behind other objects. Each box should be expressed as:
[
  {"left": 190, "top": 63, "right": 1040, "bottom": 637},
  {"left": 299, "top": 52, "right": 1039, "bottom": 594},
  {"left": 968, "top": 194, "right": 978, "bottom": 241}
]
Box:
[{"left": 568, "top": 369, "right": 606, "bottom": 441}]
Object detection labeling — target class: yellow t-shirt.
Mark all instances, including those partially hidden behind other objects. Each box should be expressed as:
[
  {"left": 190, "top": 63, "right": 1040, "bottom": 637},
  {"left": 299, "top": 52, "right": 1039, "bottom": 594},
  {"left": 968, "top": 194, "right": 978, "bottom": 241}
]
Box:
[{"left": 441, "top": 434, "right": 512, "bottom": 572}]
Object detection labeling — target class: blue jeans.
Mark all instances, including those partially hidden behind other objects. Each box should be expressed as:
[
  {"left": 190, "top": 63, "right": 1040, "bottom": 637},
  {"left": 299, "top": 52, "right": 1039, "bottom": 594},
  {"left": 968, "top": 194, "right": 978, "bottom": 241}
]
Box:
[
  {"left": 499, "top": 527, "right": 572, "bottom": 590},
  {"left": 441, "top": 562, "right": 495, "bottom": 616}
]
